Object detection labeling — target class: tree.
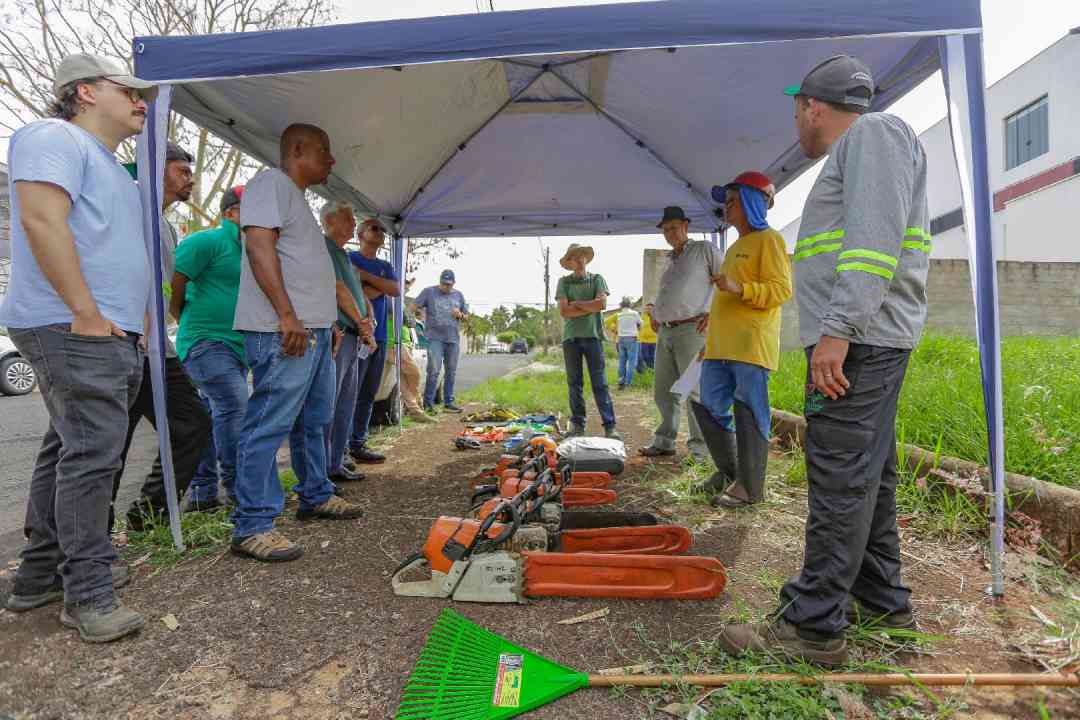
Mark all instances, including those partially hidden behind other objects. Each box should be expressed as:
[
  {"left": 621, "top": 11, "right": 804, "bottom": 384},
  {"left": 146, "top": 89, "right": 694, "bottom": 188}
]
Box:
[
  {"left": 496, "top": 331, "right": 515, "bottom": 345},
  {"left": 463, "top": 313, "right": 492, "bottom": 354},
  {"left": 490, "top": 306, "right": 511, "bottom": 334},
  {"left": 1, "top": 0, "right": 326, "bottom": 230}
]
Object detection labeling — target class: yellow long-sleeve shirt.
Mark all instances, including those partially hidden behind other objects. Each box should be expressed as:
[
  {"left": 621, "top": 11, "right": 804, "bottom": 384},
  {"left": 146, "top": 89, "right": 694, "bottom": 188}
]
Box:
[
  {"left": 637, "top": 310, "right": 657, "bottom": 344},
  {"left": 704, "top": 228, "right": 793, "bottom": 371}
]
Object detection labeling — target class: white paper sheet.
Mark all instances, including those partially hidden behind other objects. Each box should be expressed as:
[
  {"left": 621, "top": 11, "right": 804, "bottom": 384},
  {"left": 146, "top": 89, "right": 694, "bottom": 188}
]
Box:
[{"left": 671, "top": 358, "right": 702, "bottom": 399}]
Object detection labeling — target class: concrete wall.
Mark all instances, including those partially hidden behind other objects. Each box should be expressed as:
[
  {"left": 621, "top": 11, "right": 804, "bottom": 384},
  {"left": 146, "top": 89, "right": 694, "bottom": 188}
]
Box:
[
  {"left": 643, "top": 249, "right": 1080, "bottom": 350},
  {"left": 776, "top": 258, "right": 1080, "bottom": 350}
]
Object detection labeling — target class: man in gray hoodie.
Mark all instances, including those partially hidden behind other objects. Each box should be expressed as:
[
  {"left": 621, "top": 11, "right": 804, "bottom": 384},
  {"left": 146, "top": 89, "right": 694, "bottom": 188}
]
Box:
[{"left": 717, "top": 55, "right": 930, "bottom": 667}]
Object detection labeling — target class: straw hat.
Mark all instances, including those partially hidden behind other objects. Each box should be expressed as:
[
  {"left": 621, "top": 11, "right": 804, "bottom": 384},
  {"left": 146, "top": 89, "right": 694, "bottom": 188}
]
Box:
[{"left": 559, "top": 243, "right": 594, "bottom": 270}]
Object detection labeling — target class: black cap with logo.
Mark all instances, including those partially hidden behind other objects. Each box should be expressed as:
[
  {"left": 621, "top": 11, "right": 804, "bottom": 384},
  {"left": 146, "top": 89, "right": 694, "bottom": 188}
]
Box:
[{"left": 784, "top": 55, "right": 875, "bottom": 112}]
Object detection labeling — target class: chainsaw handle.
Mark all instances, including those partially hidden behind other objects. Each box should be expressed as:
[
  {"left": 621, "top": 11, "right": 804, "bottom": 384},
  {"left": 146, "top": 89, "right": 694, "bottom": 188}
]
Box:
[{"left": 472, "top": 500, "right": 521, "bottom": 554}]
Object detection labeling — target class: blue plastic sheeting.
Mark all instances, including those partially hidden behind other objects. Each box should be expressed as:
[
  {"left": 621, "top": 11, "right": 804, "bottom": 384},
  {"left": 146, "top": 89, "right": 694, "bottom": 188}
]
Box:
[
  {"left": 132, "top": 24, "right": 960, "bottom": 238},
  {"left": 133, "top": 0, "right": 978, "bottom": 82}
]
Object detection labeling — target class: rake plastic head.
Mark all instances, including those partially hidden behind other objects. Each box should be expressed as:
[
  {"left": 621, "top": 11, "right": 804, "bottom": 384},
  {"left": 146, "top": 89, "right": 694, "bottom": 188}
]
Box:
[{"left": 395, "top": 609, "right": 588, "bottom": 719}]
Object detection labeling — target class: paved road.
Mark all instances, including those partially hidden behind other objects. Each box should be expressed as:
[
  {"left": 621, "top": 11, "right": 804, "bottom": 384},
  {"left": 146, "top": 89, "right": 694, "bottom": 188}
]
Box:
[{"left": 0, "top": 352, "right": 528, "bottom": 561}]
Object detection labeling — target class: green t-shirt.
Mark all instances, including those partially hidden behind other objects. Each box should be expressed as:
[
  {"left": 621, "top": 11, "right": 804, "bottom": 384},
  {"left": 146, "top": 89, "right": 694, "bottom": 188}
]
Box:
[
  {"left": 325, "top": 236, "right": 368, "bottom": 330},
  {"left": 556, "top": 272, "right": 609, "bottom": 341},
  {"left": 174, "top": 219, "right": 246, "bottom": 363}
]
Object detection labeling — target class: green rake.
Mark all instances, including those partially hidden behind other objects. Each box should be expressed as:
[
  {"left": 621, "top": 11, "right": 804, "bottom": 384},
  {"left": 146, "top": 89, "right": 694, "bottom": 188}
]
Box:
[{"left": 395, "top": 609, "right": 1080, "bottom": 719}]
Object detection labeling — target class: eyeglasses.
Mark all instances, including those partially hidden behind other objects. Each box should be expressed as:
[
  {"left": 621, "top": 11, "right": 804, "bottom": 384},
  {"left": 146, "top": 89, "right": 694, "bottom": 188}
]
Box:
[{"left": 100, "top": 79, "right": 146, "bottom": 104}]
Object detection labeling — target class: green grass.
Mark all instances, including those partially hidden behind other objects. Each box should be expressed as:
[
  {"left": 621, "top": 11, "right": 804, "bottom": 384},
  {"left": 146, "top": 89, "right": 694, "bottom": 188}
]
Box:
[
  {"left": 461, "top": 343, "right": 652, "bottom": 415},
  {"left": 126, "top": 507, "right": 233, "bottom": 568},
  {"left": 769, "top": 334, "right": 1080, "bottom": 488},
  {"left": 622, "top": 620, "right": 957, "bottom": 720},
  {"left": 125, "top": 470, "right": 300, "bottom": 566}
]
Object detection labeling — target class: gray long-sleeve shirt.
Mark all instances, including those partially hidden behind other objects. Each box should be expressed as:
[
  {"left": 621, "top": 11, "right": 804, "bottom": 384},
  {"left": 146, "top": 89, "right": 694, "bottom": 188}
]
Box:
[{"left": 794, "top": 112, "right": 930, "bottom": 349}]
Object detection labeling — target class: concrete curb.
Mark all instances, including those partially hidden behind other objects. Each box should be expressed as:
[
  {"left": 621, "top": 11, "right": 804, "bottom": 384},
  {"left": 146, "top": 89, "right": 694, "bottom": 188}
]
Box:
[{"left": 770, "top": 409, "right": 1080, "bottom": 568}]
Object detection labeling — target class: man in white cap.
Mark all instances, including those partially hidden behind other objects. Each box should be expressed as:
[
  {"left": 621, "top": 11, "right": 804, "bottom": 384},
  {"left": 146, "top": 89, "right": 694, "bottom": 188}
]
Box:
[
  {"left": 1, "top": 53, "right": 158, "bottom": 642},
  {"left": 556, "top": 244, "right": 620, "bottom": 439}
]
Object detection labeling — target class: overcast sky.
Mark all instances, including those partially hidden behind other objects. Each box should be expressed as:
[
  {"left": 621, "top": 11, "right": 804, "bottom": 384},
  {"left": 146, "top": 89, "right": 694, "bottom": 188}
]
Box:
[{"left": 3, "top": 1, "right": 1077, "bottom": 314}]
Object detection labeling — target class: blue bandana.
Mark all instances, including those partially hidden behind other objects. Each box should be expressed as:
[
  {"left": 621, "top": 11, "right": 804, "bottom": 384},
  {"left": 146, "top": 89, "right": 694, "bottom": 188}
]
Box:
[{"left": 739, "top": 185, "right": 770, "bottom": 231}]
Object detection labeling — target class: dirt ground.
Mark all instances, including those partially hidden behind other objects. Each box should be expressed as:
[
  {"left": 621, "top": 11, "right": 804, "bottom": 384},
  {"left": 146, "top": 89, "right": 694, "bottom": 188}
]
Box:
[{"left": 1, "top": 391, "right": 1077, "bottom": 719}]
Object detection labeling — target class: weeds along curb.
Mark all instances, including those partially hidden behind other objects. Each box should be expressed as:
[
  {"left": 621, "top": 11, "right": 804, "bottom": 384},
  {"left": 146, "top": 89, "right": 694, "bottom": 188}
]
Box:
[{"left": 770, "top": 409, "right": 1080, "bottom": 570}]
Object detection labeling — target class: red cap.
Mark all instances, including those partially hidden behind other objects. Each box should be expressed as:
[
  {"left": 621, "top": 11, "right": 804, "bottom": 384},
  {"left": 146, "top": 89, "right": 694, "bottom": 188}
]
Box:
[
  {"left": 220, "top": 185, "right": 245, "bottom": 213},
  {"left": 729, "top": 171, "right": 776, "bottom": 208}
]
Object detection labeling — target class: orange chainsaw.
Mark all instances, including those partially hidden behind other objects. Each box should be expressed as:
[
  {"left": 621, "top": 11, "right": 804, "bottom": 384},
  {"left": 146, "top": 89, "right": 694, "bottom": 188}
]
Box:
[
  {"left": 472, "top": 452, "right": 616, "bottom": 510},
  {"left": 474, "top": 436, "right": 614, "bottom": 488},
  {"left": 392, "top": 497, "right": 726, "bottom": 602}
]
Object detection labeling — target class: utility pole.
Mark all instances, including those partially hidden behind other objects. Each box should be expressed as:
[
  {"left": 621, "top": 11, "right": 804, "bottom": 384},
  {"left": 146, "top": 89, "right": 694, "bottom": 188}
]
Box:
[{"left": 543, "top": 245, "right": 551, "bottom": 351}]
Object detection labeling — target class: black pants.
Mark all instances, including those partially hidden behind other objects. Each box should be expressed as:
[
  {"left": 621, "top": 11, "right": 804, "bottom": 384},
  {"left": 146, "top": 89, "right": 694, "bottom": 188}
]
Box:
[
  {"left": 110, "top": 356, "right": 212, "bottom": 528},
  {"left": 779, "top": 343, "right": 912, "bottom": 636}
]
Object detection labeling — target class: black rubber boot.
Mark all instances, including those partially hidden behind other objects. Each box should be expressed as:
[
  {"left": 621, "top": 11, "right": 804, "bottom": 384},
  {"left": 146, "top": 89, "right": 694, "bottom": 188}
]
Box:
[
  {"left": 688, "top": 400, "right": 737, "bottom": 496},
  {"left": 732, "top": 400, "right": 768, "bottom": 504}
]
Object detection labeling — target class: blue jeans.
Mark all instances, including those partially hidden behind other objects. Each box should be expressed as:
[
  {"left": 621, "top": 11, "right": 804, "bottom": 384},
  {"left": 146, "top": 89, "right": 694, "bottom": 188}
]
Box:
[
  {"left": 637, "top": 342, "right": 656, "bottom": 372},
  {"left": 617, "top": 337, "right": 639, "bottom": 386},
  {"left": 699, "top": 359, "right": 771, "bottom": 440},
  {"left": 183, "top": 340, "right": 249, "bottom": 505},
  {"left": 232, "top": 329, "right": 335, "bottom": 539},
  {"left": 562, "top": 337, "right": 616, "bottom": 429},
  {"left": 349, "top": 341, "right": 387, "bottom": 451},
  {"left": 423, "top": 338, "right": 460, "bottom": 407},
  {"left": 328, "top": 332, "right": 370, "bottom": 473}
]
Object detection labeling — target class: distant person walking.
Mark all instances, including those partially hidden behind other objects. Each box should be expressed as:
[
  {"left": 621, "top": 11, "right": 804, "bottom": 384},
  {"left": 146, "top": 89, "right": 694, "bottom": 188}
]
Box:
[
  {"left": 614, "top": 298, "right": 641, "bottom": 389},
  {"left": 415, "top": 269, "right": 469, "bottom": 413},
  {"left": 636, "top": 302, "right": 657, "bottom": 372}
]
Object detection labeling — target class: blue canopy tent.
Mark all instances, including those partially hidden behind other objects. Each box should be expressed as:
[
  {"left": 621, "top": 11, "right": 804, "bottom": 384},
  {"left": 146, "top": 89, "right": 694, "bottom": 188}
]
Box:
[{"left": 131, "top": 0, "right": 1006, "bottom": 594}]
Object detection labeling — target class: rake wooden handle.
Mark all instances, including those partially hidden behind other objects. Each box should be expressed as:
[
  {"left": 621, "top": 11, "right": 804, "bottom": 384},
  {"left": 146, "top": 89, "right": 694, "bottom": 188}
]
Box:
[{"left": 588, "top": 672, "right": 1080, "bottom": 688}]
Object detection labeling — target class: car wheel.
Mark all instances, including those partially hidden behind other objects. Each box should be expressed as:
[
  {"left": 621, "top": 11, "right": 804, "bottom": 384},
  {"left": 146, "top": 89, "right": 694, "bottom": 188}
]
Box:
[{"left": 0, "top": 356, "right": 37, "bottom": 395}]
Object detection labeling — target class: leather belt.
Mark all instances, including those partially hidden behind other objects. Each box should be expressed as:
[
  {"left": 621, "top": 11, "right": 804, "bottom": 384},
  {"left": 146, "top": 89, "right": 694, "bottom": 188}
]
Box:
[{"left": 662, "top": 314, "right": 706, "bottom": 329}]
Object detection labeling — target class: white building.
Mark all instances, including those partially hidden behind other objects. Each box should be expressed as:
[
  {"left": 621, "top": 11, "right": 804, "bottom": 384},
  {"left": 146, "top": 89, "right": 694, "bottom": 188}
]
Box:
[{"left": 780, "top": 29, "right": 1080, "bottom": 262}]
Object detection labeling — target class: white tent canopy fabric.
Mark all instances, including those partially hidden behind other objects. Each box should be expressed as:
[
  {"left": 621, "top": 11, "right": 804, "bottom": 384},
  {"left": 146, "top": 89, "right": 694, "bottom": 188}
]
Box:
[{"left": 132, "top": 0, "right": 1006, "bottom": 594}]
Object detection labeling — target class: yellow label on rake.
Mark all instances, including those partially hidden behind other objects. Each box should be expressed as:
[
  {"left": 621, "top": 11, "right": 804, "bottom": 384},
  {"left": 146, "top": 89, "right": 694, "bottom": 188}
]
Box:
[{"left": 492, "top": 653, "right": 523, "bottom": 707}]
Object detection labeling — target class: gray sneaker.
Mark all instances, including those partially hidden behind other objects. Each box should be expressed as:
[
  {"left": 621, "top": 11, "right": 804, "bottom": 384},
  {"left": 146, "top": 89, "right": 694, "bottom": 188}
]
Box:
[
  {"left": 60, "top": 594, "right": 145, "bottom": 643},
  {"left": 6, "top": 564, "right": 130, "bottom": 613},
  {"left": 604, "top": 427, "right": 623, "bottom": 441}
]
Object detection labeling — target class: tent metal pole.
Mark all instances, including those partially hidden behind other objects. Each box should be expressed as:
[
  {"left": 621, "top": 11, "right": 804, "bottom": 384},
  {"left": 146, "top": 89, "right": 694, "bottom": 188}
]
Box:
[
  {"left": 940, "top": 34, "right": 1005, "bottom": 596},
  {"left": 136, "top": 86, "right": 184, "bottom": 552}
]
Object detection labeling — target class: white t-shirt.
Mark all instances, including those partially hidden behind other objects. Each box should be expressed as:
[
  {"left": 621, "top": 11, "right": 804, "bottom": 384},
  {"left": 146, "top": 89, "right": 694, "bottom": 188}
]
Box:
[
  {"left": 616, "top": 309, "right": 641, "bottom": 337},
  {"left": 233, "top": 168, "right": 336, "bottom": 332}
]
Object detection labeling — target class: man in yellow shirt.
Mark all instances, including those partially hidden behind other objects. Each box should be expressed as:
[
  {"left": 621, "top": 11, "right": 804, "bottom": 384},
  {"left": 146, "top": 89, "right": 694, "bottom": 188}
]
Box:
[
  {"left": 691, "top": 171, "right": 792, "bottom": 507},
  {"left": 636, "top": 303, "right": 657, "bottom": 371}
]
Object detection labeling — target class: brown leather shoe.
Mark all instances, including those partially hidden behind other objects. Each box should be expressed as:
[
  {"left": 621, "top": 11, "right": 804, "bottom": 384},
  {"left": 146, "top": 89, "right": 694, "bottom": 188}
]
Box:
[
  {"left": 717, "top": 619, "right": 848, "bottom": 668},
  {"left": 230, "top": 530, "right": 304, "bottom": 562},
  {"left": 295, "top": 495, "right": 364, "bottom": 521}
]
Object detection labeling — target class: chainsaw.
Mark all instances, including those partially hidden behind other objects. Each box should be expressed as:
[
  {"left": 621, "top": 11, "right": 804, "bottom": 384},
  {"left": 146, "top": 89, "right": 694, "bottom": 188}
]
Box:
[
  {"left": 392, "top": 498, "right": 726, "bottom": 603},
  {"left": 471, "top": 451, "right": 616, "bottom": 509}
]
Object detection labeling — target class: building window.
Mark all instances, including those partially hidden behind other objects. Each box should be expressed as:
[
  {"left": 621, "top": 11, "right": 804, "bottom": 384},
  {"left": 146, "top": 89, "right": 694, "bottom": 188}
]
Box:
[{"left": 1005, "top": 96, "right": 1049, "bottom": 171}]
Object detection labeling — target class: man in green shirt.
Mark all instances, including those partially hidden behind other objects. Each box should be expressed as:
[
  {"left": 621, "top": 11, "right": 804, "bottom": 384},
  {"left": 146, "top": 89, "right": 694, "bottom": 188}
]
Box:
[
  {"left": 321, "top": 201, "right": 377, "bottom": 484},
  {"left": 170, "top": 186, "right": 248, "bottom": 511},
  {"left": 556, "top": 244, "right": 620, "bottom": 440}
]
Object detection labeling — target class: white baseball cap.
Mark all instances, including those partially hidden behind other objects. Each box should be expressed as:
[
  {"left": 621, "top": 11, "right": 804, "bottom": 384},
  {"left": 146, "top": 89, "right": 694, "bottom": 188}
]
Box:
[{"left": 53, "top": 53, "right": 158, "bottom": 102}]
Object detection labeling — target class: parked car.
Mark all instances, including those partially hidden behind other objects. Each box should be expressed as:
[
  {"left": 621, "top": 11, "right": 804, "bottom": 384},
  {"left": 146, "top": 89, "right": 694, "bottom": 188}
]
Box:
[
  {"left": 486, "top": 344, "right": 505, "bottom": 354},
  {"left": 510, "top": 338, "right": 529, "bottom": 354},
  {"left": 0, "top": 334, "right": 37, "bottom": 396}
]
